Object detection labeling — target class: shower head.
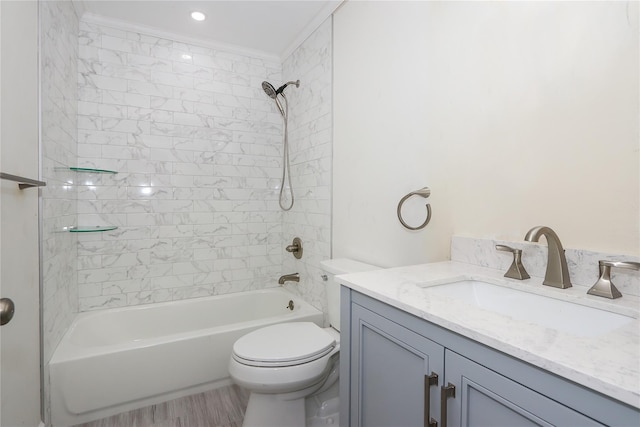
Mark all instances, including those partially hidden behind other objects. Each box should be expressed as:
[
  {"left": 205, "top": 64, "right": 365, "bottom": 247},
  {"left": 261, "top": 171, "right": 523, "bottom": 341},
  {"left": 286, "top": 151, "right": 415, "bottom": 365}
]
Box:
[
  {"left": 262, "top": 80, "right": 300, "bottom": 117},
  {"left": 261, "top": 80, "right": 299, "bottom": 211},
  {"left": 262, "top": 81, "right": 278, "bottom": 99},
  {"left": 262, "top": 81, "right": 285, "bottom": 116}
]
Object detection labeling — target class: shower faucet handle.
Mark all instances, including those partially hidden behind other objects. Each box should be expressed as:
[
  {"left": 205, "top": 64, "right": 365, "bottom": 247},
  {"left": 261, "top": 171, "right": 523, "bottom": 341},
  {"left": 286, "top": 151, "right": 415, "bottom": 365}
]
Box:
[
  {"left": 285, "top": 237, "right": 303, "bottom": 259},
  {"left": 496, "top": 245, "right": 530, "bottom": 280}
]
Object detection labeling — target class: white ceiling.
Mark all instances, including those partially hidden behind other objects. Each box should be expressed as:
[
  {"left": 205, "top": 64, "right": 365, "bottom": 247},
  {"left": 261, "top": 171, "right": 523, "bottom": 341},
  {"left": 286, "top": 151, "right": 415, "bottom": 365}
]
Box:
[{"left": 81, "top": 0, "right": 341, "bottom": 60}]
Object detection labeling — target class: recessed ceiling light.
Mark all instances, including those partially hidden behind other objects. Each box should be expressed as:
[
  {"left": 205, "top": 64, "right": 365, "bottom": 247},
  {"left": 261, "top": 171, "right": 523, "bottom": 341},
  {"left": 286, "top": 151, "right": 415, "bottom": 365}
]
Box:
[{"left": 191, "top": 11, "right": 206, "bottom": 21}]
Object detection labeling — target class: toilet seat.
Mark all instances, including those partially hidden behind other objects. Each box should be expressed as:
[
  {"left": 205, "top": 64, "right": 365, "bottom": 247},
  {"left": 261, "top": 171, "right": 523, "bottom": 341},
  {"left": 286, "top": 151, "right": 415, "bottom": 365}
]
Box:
[{"left": 232, "top": 322, "right": 336, "bottom": 368}]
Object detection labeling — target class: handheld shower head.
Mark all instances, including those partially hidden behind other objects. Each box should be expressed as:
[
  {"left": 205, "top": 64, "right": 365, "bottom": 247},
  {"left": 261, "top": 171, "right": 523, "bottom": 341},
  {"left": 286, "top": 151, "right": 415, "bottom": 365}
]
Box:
[
  {"left": 260, "top": 79, "right": 300, "bottom": 211},
  {"left": 262, "top": 81, "right": 285, "bottom": 116},
  {"left": 262, "top": 81, "right": 278, "bottom": 99}
]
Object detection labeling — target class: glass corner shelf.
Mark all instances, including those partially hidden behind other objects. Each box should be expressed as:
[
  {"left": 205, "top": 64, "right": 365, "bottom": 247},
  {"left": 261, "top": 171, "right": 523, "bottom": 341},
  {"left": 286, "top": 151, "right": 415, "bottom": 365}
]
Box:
[
  {"left": 70, "top": 167, "right": 118, "bottom": 174},
  {"left": 68, "top": 226, "right": 118, "bottom": 233}
]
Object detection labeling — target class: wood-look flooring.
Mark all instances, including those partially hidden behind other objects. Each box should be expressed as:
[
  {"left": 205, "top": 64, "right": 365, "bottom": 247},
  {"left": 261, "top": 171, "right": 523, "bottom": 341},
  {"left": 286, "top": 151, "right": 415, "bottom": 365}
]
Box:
[{"left": 74, "top": 384, "right": 250, "bottom": 427}]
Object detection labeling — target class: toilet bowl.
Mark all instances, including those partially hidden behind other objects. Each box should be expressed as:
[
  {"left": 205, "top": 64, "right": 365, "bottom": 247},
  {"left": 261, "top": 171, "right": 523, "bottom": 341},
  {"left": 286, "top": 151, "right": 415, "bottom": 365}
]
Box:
[
  {"left": 229, "top": 322, "right": 339, "bottom": 395},
  {"left": 228, "top": 259, "right": 378, "bottom": 427},
  {"left": 228, "top": 323, "right": 341, "bottom": 427}
]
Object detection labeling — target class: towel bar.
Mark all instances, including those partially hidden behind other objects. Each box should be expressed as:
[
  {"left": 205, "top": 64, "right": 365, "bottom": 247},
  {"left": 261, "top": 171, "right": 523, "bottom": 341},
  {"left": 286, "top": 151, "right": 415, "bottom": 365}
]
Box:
[{"left": 0, "top": 172, "right": 46, "bottom": 189}]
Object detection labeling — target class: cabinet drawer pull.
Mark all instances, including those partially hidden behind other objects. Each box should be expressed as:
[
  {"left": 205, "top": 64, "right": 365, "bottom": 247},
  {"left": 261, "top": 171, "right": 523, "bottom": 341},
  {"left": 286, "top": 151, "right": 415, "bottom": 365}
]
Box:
[
  {"left": 440, "top": 383, "right": 456, "bottom": 427},
  {"left": 424, "top": 372, "right": 439, "bottom": 427}
]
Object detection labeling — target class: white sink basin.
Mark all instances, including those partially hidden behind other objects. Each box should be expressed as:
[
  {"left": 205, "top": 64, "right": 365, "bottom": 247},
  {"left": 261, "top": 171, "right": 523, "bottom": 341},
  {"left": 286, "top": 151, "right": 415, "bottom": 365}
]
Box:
[{"left": 421, "top": 280, "right": 634, "bottom": 337}]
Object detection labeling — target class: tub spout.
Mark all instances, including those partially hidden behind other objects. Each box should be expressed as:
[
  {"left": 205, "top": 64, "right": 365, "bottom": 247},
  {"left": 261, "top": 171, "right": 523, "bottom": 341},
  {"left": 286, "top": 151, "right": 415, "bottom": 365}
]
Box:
[{"left": 278, "top": 273, "right": 300, "bottom": 285}]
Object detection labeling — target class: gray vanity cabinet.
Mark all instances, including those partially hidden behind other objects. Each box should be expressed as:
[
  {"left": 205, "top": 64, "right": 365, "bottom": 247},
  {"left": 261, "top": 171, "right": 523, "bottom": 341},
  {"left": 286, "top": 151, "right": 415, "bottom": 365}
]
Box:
[
  {"left": 349, "top": 304, "right": 444, "bottom": 427},
  {"left": 444, "top": 351, "right": 601, "bottom": 426},
  {"left": 340, "top": 288, "right": 639, "bottom": 427}
]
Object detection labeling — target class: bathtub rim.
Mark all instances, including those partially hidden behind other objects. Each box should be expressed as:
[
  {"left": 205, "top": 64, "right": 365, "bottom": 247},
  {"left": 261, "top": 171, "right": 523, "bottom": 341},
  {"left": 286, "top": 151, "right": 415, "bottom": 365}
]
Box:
[{"left": 50, "top": 287, "right": 322, "bottom": 363}]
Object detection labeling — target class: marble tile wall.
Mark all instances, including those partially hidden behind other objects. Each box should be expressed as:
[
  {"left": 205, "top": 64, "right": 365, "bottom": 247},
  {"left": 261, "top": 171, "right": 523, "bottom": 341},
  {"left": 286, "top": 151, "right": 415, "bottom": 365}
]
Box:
[
  {"left": 76, "top": 18, "right": 286, "bottom": 310},
  {"left": 40, "top": 0, "right": 80, "bottom": 366},
  {"left": 451, "top": 236, "right": 640, "bottom": 297},
  {"left": 280, "top": 18, "right": 333, "bottom": 315}
]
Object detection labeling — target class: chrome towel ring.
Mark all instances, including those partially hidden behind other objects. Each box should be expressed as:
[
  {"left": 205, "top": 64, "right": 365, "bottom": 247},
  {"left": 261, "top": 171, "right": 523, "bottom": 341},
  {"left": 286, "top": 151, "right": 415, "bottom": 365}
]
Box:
[{"left": 397, "top": 187, "right": 432, "bottom": 230}]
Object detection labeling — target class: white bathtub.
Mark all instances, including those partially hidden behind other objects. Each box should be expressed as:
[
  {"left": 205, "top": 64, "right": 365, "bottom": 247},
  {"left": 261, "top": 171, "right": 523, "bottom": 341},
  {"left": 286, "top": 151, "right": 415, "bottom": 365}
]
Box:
[{"left": 49, "top": 288, "right": 323, "bottom": 426}]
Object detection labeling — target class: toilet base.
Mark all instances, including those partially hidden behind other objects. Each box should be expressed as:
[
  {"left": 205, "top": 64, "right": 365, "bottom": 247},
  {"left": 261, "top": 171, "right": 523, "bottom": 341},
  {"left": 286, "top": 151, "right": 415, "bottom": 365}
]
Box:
[
  {"left": 242, "top": 392, "right": 306, "bottom": 427},
  {"left": 241, "top": 365, "right": 341, "bottom": 427},
  {"left": 241, "top": 387, "right": 340, "bottom": 427},
  {"left": 306, "top": 379, "right": 340, "bottom": 426}
]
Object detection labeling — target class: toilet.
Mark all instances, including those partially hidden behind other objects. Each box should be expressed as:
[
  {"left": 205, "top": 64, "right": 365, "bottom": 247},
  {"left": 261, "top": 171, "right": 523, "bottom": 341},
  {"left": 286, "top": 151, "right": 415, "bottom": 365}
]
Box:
[{"left": 228, "top": 258, "right": 378, "bottom": 427}]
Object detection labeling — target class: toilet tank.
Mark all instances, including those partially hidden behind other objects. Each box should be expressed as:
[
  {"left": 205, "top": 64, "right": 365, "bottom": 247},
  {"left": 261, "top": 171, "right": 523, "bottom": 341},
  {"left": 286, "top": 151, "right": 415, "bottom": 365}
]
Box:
[{"left": 320, "top": 258, "right": 379, "bottom": 331}]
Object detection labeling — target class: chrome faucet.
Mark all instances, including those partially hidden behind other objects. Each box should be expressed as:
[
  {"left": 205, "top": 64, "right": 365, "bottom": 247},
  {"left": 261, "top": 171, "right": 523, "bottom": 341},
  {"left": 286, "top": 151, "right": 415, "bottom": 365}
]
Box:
[
  {"left": 278, "top": 273, "right": 300, "bottom": 285},
  {"left": 524, "top": 226, "right": 572, "bottom": 289}
]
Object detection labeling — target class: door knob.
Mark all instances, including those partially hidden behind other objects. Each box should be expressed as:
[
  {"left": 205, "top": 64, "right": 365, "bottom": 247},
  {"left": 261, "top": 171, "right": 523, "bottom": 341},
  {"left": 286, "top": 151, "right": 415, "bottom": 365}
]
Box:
[{"left": 0, "top": 298, "right": 15, "bottom": 325}]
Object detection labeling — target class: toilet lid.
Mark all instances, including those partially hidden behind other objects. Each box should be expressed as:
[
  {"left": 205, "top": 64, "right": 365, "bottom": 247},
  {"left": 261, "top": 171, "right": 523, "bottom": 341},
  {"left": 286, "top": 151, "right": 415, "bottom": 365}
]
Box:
[{"left": 232, "top": 322, "right": 336, "bottom": 367}]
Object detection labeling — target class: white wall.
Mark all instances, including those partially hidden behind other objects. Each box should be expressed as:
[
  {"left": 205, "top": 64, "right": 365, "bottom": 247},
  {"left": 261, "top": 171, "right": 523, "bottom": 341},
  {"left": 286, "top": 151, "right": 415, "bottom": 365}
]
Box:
[{"left": 333, "top": 1, "right": 639, "bottom": 267}]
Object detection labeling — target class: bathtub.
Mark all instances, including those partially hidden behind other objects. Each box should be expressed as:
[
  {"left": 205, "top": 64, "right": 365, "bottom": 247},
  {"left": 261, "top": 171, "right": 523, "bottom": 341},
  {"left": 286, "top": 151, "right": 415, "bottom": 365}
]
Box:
[{"left": 49, "top": 288, "right": 323, "bottom": 426}]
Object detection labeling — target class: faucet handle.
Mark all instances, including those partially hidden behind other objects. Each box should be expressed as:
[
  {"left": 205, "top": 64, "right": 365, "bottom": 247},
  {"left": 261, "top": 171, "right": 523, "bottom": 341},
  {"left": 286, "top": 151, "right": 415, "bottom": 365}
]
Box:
[
  {"left": 587, "top": 260, "right": 640, "bottom": 299},
  {"left": 599, "top": 260, "right": 640, "bottom": 271},
  {"left": 496, "top": 244, "right": 517, "bottom": 253},
  {"left": 495, "top": 245, "right": 530, "bottom": 280},
  {"left": 285, "top": 237, "right": 303, "bottom": 259}
]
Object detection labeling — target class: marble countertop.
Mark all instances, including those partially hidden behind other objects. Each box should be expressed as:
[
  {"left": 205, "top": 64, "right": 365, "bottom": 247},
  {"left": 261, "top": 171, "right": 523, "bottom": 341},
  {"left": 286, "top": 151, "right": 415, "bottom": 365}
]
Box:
[{"left": 337, "top": 261, "right": 640, "bottom": 409}]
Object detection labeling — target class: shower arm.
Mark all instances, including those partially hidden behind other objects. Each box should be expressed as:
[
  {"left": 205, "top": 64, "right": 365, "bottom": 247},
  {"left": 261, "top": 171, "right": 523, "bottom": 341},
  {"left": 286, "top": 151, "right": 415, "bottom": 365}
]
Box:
[{"left": 276, "top": 80, "right": 300, "bottom": 95}]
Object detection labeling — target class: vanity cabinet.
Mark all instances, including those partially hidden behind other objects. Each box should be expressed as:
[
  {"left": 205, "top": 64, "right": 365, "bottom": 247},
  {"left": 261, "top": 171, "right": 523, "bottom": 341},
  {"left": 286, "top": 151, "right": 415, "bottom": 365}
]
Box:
[
  {"left": 340, "top": 288, "right": 640, "bottom": 427},
  {"left": 350, "top": 304, "right": 444, "bottom": 427},
  {"left": 444, "top": 351, "right": 600, "bottom": 426}
]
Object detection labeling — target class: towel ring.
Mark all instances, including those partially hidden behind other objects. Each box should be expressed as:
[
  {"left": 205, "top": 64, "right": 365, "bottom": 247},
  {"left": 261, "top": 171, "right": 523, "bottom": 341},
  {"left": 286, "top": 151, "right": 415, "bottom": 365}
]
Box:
[{"left": 397, "top": 187, "right": 432, "bottom": 231}]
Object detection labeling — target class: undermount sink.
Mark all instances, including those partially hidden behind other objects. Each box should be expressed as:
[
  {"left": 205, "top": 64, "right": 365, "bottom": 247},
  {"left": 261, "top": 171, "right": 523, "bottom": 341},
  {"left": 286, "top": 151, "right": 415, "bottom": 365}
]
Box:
[{"left": 421, "top": 280, "right": 634, "bottom": 337}]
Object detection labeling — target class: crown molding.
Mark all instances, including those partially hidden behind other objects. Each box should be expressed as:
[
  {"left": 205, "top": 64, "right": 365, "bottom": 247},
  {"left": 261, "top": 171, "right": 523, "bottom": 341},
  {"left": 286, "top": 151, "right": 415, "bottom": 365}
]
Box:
[
  {"left": 80, "top": 12, "right": 281, "bottom": 63},
  {"left": 280, "top": 1, "right": 343, "bottom": 62}
]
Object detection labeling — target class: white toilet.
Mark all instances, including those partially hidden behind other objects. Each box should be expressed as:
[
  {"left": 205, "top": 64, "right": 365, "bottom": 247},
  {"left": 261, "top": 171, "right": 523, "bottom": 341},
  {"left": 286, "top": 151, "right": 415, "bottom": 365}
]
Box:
[{"left": 228, "top": 258, "right": 378, "bottom": 427}]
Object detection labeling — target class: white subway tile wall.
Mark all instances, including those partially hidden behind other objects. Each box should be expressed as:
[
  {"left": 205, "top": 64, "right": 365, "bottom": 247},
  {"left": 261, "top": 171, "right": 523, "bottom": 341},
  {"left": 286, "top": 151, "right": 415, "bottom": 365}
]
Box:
[
  {"left": 281, "top": 18, "right": 333, "bottom": 315},
  {"left": 76, "top": 19, "right": 287, "bottom": 310},
  {"left": 41, "top": 0, "right": 80, "bottom": 364}
]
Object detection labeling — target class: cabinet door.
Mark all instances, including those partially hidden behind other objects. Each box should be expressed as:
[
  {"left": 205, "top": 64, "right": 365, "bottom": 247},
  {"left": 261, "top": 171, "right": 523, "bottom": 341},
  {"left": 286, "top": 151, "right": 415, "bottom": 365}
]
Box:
[
  {"left": 350, "top": 304, "right": 444, "bottom": 427},
  {"left": 443, "top": 351, "right": 603, "bottom": 427}
]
